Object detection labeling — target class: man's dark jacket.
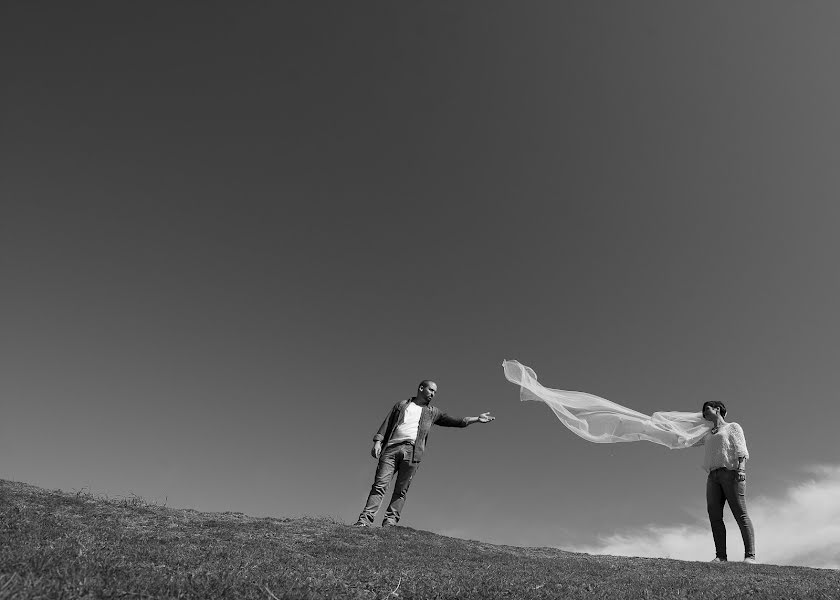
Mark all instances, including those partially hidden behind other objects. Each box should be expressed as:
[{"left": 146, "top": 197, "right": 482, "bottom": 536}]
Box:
[{"left": 373, "top": 398, "right": 467, "bottom": 463}]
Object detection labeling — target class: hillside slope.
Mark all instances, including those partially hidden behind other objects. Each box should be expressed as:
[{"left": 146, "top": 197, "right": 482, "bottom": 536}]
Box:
[{"left": 1, "top": 479, "right": 837, "bottom": 599}]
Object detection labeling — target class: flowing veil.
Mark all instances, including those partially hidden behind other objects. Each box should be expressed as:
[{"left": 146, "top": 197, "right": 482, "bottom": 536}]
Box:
[{"left": 502, "top": 360, "right": 709, "bottom": 449}]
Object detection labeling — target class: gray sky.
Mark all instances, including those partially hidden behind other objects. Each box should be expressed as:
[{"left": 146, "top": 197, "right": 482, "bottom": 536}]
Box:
[{"left": 3, "top": 2, "right": 840, "bottom": 567}]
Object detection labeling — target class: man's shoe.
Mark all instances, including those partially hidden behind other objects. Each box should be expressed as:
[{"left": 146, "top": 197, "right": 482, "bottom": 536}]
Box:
[
  {"left": 352, "top": 521, "right": 370, "bottom": 528},
  {"left": 710, "top": 557, "right": 727, "bottom": 562},
  {"left": 743, "top": 557, "right": 757, "bottom": 564},
  {"left": 381, "top": 521, "right": 397, "bottom": 528}
]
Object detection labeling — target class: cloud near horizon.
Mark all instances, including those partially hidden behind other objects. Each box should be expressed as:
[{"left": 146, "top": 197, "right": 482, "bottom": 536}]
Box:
[{"left": 569, "top": 465, "right": 840, "bottom": 569}]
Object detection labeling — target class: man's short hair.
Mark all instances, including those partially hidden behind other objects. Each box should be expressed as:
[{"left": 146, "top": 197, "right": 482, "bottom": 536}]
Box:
[
  {"left": 702, "top": 400, "right": 727, "bottom": 418},
  {"left": 418, "top": 380, "right": 436, "bottom": 390}
]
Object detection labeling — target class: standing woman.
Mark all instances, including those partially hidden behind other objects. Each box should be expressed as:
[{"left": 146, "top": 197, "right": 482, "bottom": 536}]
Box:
[{"left": 699, "top": 400, "right": 756, "bottom": 563}]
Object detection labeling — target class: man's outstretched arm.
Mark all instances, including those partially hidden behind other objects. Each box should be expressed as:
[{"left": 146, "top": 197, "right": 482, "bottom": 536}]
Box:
[
  {"left": 435, "top": 411, "right": 496, "bottom": 427},
  {"left": 465, "top": 412, "right": 495, "bottom": 425}
]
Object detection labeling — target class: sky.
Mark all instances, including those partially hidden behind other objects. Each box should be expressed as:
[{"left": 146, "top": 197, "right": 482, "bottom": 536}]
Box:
[{"left": 2, "top": 2, "right": 840, "bottom": 569}]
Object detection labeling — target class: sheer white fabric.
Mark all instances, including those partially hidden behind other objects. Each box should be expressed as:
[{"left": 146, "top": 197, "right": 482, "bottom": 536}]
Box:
[{"left": 502, "top": 360, "right": 710, "bottom": 449}]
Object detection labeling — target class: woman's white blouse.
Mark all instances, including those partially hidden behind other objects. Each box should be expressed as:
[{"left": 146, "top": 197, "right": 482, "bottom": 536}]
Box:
[{"left": 699, "top": 422, "right": 749, "bottom": 473}]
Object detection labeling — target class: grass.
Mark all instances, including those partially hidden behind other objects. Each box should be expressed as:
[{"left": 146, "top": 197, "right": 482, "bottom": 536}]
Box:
[{"left": 1, "top": 479, "right": 838, "bottom": 599}]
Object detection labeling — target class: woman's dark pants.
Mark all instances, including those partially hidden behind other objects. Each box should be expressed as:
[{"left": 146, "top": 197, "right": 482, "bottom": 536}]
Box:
[{"left": 706, "top": 468, "right": 755, "bottom": 560}]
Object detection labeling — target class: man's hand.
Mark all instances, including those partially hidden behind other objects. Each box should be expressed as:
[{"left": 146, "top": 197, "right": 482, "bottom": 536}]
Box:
[
  {"left": 477, "top": 412, "right": 495, "bottom": 423},
  {"left": 371, "top": 441, "right": 382, "bottom": 459}
]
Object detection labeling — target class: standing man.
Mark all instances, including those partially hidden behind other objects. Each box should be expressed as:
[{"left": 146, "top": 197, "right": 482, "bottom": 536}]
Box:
[{"left": 353, "top": 380, "right": 495, "bottom": 527}]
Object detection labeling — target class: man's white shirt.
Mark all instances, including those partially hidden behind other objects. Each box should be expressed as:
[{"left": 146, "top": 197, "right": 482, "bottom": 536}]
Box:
[{"left": 388, "top": 401, "right": 422, "bottom": 446}]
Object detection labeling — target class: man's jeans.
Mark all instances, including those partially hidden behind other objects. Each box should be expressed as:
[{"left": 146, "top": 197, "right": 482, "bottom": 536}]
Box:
[
  {"left": 357, "top": 442, "right": 419, "bottom": 525},
  {"left": 707, "top": 468, "right": 755, "bottom": 560}
]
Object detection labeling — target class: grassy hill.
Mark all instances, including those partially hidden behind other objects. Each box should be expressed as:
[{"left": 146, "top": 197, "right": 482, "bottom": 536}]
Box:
[{"left": 1, "top": 479, "right": 837, "bottom": 599}]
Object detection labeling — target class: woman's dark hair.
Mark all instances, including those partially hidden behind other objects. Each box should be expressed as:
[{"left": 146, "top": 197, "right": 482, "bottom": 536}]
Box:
[{"left": 702, "top": 400, "right": 727, "bottom": 418}]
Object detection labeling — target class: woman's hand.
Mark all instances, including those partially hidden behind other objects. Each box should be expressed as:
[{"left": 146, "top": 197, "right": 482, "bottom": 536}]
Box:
[{"left": 737, "top": 471, "right": 746, "bottom": 482}]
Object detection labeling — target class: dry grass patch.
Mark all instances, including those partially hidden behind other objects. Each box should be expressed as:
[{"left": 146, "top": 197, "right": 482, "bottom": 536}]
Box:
[{"left": 1, "top": 479, "right": 838, "bottom": 599}]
